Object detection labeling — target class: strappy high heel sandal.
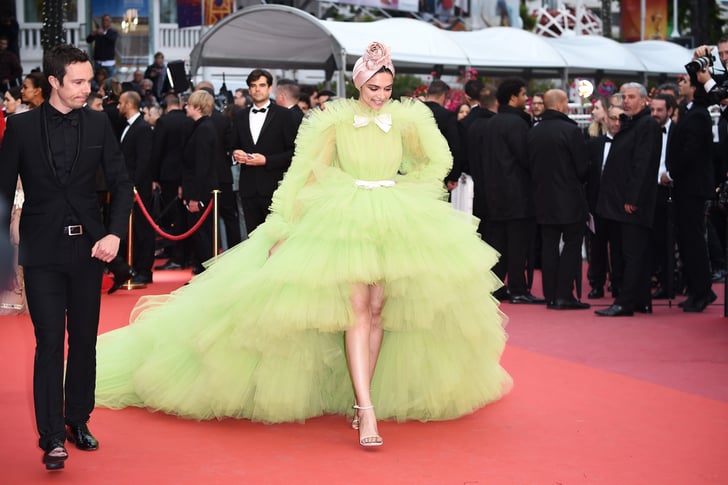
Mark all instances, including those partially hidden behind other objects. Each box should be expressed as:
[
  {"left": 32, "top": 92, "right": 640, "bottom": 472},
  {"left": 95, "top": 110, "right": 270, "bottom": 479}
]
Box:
[
  {"left": 353, "top": 404, "right": 383, "bottom": 448},
  {"left": 351, "top": 404, "right": 360, "bottom": 430}
]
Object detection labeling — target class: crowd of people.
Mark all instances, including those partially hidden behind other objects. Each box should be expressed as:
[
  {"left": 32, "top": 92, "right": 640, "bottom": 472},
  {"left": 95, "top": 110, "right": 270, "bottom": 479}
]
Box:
[{"left": 0, "top": 30, "right": 726, "bottom": 471}]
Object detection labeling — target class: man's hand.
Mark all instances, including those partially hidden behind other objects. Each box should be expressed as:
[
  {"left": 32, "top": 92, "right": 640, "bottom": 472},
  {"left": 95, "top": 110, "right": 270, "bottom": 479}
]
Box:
[
  {"left": 694, "top": 44, "right": 715, "bottom": 60},
  {"left": 186, "top": 200, "right": 202, "bottom": 213},
  {"left": 446, "top": 180, "right": 458, "bottom": 191},
  {"left": 243, "top": 153, "right": 266, "bottom": 166},
  {"left": 660, "top": 173, "right": 672, "bottom": 186},
  {"left": 624, "top": 203, "right": 638, "bottom": 214},
  {"left": 697, "top": 68, "right": 713, "bottom": 84},
  {"left": 91, "top": 234, "right": 121, "bottom": 262}
]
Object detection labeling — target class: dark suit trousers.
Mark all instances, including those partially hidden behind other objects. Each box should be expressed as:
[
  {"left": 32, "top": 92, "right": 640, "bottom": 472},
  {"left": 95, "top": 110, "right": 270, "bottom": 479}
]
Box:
[
  {"left": 541, "top": 223, "right": 584, "bottom": 302},
  {"left": 186, "top": 207, "right": 214, "bottom": 265},
  {"left": 24, "top": 235, "right": 103, "bottom": 450},
  {"left": 674, "top": 192, "right": 712, "bottom": 298},
  {"left": 219, "top": 182, "right": 241, "bottom": 249},
  {"left": 481, "top": 218, "right": 534, "bottom": 295},
  {"left": 160, "top": 180, "right": 189, "bottom": 265},
  {"left": 613, "top": 221, "right": 651, "bottom": 311},
  {"left": 241, "top": 195, "right": 273, "bottom": 235},
  {"left": 649, "top": 186, "right": 673, "bottom": 290},
  {"left": 132, "top": 190, "right": 155, "bottom": 277}
]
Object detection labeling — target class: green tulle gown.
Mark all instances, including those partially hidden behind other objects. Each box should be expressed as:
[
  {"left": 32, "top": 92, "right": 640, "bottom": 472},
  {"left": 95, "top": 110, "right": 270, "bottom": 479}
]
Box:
[{"left": 95, "top": 98, "right": 512, "bottom": 423}]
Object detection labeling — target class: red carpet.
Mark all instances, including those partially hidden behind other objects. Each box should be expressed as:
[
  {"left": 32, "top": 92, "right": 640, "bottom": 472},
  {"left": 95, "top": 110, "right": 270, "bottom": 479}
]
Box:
[{"left": 1, "top": 267, "right": 727, "bottom": 484}]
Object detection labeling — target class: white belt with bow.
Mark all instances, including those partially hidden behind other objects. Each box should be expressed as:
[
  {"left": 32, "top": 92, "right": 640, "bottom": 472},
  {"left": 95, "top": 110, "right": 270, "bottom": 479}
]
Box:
[{"left": 354, "top": 180, "right": 396, "bottom": 189}]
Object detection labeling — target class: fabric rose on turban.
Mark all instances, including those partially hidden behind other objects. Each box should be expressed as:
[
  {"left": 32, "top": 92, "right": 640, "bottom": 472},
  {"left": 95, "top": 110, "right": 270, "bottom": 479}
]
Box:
[{"left": 352, "top": 41, "right": 396, "bottom": 90}]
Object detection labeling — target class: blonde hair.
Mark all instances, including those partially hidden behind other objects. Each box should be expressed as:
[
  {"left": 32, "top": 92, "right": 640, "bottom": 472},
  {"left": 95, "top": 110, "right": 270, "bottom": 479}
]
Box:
[{"left": 187, "top": 90, "right": 214, "bottom": 117}]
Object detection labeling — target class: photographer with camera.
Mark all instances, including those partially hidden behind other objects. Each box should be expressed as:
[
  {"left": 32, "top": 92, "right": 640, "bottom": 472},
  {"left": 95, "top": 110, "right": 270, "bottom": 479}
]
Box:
[{"left": 668, "top": 63, "right": 717, "bottom": 312}]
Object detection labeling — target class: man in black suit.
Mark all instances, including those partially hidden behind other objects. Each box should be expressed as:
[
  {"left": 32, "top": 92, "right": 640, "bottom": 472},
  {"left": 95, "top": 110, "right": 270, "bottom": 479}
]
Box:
[
  {"left": 528, "top": 89, "right": 590, "bottom": 309},
  {"left": 0, "top": 45, "right": 133, "bottom": 470},
  {"left": 473, "top": 77, "right": 544, "bottom": 304},
  {"left": 670, "top": 72, "right": 716, "bottom": 312},
  {"left": 118, "top": 90, "right": 155, "bottom": 284},
  {"left": 275, "top": 78, "right": 305, "bottom": 126},
  {"left": 151, "top": 94, "right": 194, "bottom": 270},
  {"left": 595, "top": 83, "right": 662, "bottom": 317},
  {"left": 585, "top": 103, "right": 624, "bottom": 300},
  {"left": 465, "top": 87, "right": 498, "bottom": 225},
  {"left": 195, "top": 81, "right": 241, "bottom": 253},
  {"left": 231, "top": 69, "right": 297, "bottom": 234},
  {"left": 648, "top": 94, "right": 677, "bottom": 299},
  {"left": 423, "top": 79, "right": 462, "bottom": 191},
  {"left": 182, "top": 90, "right": 220, "bottom": 269}
]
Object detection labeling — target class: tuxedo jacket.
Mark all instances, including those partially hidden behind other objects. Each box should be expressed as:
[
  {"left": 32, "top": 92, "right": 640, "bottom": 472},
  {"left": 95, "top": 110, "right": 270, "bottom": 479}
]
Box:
[
  {"left": 0, "top": 103, "right": 133, "bottom": 267},
  {"left": 668, "top": 103, "right": 715, "bottom": 198},
  {"left": 231, "top": 103, "right": 297, "bottom": 198},
  {"left": 121, "top": 115, "right": 154, "bottom": 198},
  {"left": 209, "top": 110, "right": 234, "bottom": 185},
  {"left": 586, "top": 135, "right": 608, "bottom": 213},
  {"left": 151, "top": 109, "right": 194, "bottom": 184}
]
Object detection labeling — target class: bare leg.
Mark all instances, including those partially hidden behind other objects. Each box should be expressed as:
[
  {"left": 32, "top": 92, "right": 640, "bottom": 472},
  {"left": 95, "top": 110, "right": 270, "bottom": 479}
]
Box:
[{"left": 345, "top": 282, "right": 384, "bottom": 446}]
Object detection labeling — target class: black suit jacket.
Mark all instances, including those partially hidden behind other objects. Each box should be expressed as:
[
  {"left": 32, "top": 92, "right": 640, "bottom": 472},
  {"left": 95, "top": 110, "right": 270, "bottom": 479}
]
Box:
[
  {"left": 596, "top": 107, "right": 661, "bottom": 227},
  {"left": 183, "top": 116, "right": 220, "bottom": 202},
  {"left": 209, "top": 110, "right": 233, "bottom": 184},
  {"left": 151, "top": 109, "right": 194, "bottom": 184},
  {"left": 424, "top": 101, "right": 461, "bottom": 182},
  {"left": 668, "top": 103, "right": 715, "bottom": 198},
  {"left": 231, "top": 104, "right": 297, "bottom": 198},
  {"left": 121, "top": 115, "right": 154, "bottom": 197},
  {"left": 0, "top": 104, "right": 133, "bottom": 267},
  {"left": 586, "top": 135, "right": 609, "bottom": 212},
  {"left": 528, "top": 110, "right": 589, "bottom": 225}
]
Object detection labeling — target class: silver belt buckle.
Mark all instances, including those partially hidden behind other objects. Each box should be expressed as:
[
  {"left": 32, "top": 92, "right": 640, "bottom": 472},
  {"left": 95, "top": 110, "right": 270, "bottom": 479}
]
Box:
[{"left": 64, "top": 225, "right": 83, "bottom": 236}]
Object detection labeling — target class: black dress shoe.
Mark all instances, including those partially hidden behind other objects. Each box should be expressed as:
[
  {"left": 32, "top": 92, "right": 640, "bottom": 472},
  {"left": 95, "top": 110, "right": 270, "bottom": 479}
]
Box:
[
  {"left": 683, "top": 290, "right": 717, "bottom": 313},
  {"left": 510, "top": 293, "right": 546, "bottom": 304},
  {"left": 493, "top": 288, "right": 511, "bottom": 302},
  {"left": 651, "top": 287, "right": 669, "bottom": 299},
  {"left": 595, "top": 304, "right": 634, "bottom": 317},
  {"left": 636, "top": 304, "right": 652, "bottom": 314},
  {"left": 42, "top": 440, "right": 68, "bottom": 470},
  {"left": 131, "top": 273, "right": 153, "bottom": 284},
  {"left": 547, "top": 298, "right": 591, "bottom": 310},
  {"left": 191, "top": 264, "right": 206, "bottom": 275},
  {"left": 154, "top": 260, "right": 185, "bottom": 270},
  {"left": 108, "top": 265, "right": 135, "bottom": 295},
  {"left": 66, "top": 424, "right": 99, "bottom": 451},
  {"left": 587, "top": 287, "right": 604, "bottom": 299},
  {"left": 678, "top": 295, "right": 694, "bottom": 308}
]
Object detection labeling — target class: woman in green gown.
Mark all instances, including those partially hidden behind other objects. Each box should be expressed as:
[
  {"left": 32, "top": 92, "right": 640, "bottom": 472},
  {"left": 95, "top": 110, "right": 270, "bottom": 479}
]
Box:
[{"left": 95, "top": 42, "right": 511, "bottom": 448}]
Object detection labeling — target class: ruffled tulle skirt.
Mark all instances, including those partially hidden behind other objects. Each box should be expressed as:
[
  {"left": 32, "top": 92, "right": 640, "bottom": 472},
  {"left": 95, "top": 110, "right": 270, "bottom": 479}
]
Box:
[{"left": 95, "top": 173, "right": 511, "bottom": 423}]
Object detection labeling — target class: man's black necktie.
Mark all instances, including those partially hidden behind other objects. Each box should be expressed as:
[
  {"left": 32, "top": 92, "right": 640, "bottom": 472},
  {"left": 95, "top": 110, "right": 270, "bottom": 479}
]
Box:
[{"left": 252, "top": 108, "right": 267, "bottom": 114}]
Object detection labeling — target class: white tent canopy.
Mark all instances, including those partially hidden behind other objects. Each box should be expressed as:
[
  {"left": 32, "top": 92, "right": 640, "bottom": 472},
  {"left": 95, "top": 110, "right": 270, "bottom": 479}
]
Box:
[{"left": 189, "top": 5, "right": 694, "bottom": 96}]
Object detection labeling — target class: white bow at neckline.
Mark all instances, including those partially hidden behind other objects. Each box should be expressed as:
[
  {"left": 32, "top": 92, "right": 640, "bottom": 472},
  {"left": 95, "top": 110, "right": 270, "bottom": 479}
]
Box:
[{"left": 353, "top": 113, "right": 392, "bottom": 133}]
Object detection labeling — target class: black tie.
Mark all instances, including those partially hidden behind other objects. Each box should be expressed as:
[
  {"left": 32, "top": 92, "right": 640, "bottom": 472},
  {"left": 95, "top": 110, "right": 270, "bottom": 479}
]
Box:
[
  {"left": 662, "top": 127, "right": 667, "bottom": 133},
  {"left": 252, "top": 108, "right": 267, "bottom": 114},
  {"left": 605, "top": 137, "right": 612, "bottom": 144}
]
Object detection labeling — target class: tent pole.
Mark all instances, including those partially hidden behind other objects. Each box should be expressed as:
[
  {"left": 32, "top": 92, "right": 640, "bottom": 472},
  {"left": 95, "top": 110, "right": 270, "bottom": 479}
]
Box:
[{"left": 337, "top": 47, "right": 346, "bottom": 98}]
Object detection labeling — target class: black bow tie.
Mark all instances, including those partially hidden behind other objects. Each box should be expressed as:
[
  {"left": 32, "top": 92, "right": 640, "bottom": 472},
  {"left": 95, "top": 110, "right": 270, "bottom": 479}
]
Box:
[
  {"left": 252, "top": 107, "right": 267, "bottom": 114},
  {"left": 51, "top": 110, "right": 79, "bottom": 127},
  {"left": 661, "top": 127, "right": 667, "bottom": 133},
  {"left": 605, "top": 137, "right": 612, "bottom": 143}
]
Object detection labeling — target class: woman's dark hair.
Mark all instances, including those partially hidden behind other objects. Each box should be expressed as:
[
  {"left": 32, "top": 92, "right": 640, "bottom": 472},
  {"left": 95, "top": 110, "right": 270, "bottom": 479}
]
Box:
[
  {"left": 6, "top": 86, "right": 21, "bottom": 101},
  {"left": 25, "top": 71, "right": 50, "bottom": 101}
]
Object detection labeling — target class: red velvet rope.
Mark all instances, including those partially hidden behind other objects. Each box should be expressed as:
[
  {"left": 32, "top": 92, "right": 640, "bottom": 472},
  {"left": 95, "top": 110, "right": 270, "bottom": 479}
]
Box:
[{"left": 133, "top": 191, "right": 214, "bottom": 241}]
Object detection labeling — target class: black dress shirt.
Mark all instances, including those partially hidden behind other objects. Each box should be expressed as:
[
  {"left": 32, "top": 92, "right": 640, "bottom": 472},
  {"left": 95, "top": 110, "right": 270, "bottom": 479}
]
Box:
[{"left": 45, "top": 103, "right": 80, "bottom": 186}]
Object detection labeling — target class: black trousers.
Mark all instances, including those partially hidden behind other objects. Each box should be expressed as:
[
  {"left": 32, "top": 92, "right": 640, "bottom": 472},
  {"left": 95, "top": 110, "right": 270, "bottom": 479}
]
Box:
[
  {"left": 186, "top": 206, "right": 214, "bottom": 266},
  {"left": 649, "top": 186, "right": 673, "bottom": 291},
  {"left": 481, "top": 217, "right": 535, "bottom": 296},
  {"left": 219, "top": 182, "right": 241, "bottom": 249},
  {"left": 159, "top": 180, "right": 189, "bottom": 265},
  {"left": 131, "top": 189, "right": 155, "bottom": 277},
  {"left": 674, "top": 192, "right": 712, "bottom": 298},
  {"left": 241, "top": 194, "right": 273, "bottom": 236},
  {"left": 24, "top": 235, "right": 103, "bottom": 451},
  {"left": 613, "top": 221, "right": 651, "bottom": 311},
  {"left": 541, "top": 222, "right": 584, "bottom": 302}
]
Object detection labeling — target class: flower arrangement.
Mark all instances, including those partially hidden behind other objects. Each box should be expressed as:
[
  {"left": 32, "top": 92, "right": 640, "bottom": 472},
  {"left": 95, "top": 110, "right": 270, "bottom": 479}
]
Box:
[{"left": 596, "top": 80, "right": 616, "bottom": 99}]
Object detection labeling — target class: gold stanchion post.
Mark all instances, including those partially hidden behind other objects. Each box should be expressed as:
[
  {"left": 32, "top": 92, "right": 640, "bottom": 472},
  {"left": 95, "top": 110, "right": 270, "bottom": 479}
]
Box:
[
  {"left": 124, "top": 187, "right": 146, "bottom": 290},
  {"left": 212, "top": 189, "right": 221, "bottom": 259}
]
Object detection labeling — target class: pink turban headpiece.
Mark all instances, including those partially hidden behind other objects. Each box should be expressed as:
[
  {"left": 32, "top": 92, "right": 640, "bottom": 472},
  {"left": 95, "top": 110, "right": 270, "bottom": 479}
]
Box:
[{"left": 352, "top": 41, "right": 395, "bottom": 90}]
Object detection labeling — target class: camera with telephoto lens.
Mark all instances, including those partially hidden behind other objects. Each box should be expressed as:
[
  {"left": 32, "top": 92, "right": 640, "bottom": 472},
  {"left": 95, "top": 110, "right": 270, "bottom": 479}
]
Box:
[{"left": 685, "top": 54, "right": 715, "bottom": 75}]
